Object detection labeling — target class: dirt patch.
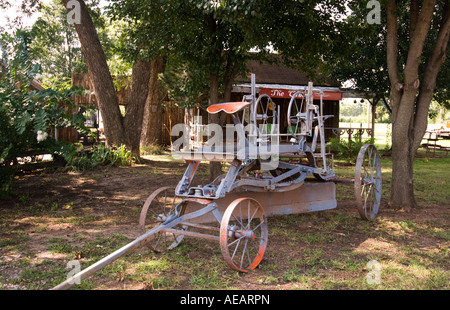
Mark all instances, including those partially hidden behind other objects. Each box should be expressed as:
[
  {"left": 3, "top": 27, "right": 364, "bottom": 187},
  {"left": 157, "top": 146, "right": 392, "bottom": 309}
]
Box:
[{"left": 0, "top": 157, "right": 448, "bottom": 290}]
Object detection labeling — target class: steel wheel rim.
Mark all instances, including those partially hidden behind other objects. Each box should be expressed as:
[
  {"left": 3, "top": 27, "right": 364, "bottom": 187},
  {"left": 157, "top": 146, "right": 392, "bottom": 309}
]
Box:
[
  {"left": 287, "top": 91, "right": 305, "bottom": 137},
  {"left": 220, "top": 198, "right": 268, "bottom": 272},
  {"left": 138, "top": 187, "right": 186, "bottom": 252},
  {"left": 354, "top": 144, "right": 382, "bottom": 220},
  {"left": 252, "top": 94, "right": 277, "bottom": 139}
]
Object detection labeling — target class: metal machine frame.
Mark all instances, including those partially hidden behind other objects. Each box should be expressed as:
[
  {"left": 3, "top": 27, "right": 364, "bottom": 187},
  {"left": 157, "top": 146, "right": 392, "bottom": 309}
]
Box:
[{"left": 53, "top": 75, "right": 382, "bottom": 290}]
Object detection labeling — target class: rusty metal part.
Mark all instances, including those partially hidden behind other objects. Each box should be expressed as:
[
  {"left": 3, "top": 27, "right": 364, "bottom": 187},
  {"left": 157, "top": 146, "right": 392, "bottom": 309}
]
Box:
[
  {"left": 252, "top": 94, "right": 278, "bottom": 139},
  {"left": 287, "top": 91, "right": 306, "bottom": 137},
  {"left": 138, "top": 187, "right": 186, "bottom": 252},
  {"left": 161, "top": 228, "right": 219, "bottom": 242},
  {"left": 220, "top": 198, "right": 268, "bottom": 272},
  {"left": 354, "top": 144, "right": 382, "bottom": 220}
]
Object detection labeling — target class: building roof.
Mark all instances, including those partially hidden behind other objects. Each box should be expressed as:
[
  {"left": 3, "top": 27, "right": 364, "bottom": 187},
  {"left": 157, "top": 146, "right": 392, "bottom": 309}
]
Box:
[
  {"left": 235, "top": 59, "right": 341, "bottom": 87},
  {"left": 30, "top": 79, "right": 45, "bottom": 91},
  {"left": 1, "top": 60, "right": 45, "bottom": 91}
]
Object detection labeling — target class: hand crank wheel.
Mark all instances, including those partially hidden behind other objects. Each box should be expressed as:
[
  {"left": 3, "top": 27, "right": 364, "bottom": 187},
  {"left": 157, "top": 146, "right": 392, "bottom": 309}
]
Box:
[
  {"left": 354, "top": 144, "right": 382, "bottom": 220},
  {"left": 252, "top": 94, "right": 278, "bottom": 140},
  {"left": 287, "top": 91, "right": 306, "bottom": 138},
  {"left": 138, "top": 186, "right": 187, "bottom": 252},
  {"left": 220, "top": 198, "right": 268, "bottom": 272}
]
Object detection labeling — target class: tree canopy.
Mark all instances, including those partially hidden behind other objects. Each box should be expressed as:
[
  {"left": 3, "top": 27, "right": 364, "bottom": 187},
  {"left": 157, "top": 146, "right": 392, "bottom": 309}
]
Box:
[
  {"left": 106, "top": 0, "right": 354, "bottom": 107},
  {"left": 333, "top": 0, "right": 449, "bottom": 110}
]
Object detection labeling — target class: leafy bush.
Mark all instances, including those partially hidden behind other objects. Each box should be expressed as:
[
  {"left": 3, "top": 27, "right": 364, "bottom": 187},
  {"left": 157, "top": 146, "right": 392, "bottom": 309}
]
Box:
[
  {"left": 0, "top": 30, "right": 89, "bottom": 197},
  {"left": 64, "top": 144, "right": 135, "bottom": 171},
  {"left": 141, "top": 143, "right": 167, "bottom": 155}
]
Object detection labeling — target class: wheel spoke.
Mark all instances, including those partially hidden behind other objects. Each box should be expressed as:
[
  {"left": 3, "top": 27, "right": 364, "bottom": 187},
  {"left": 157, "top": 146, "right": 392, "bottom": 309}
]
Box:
[
  {"left": 231, "top": 213, "right": 246, "bottom": 230},
  {"left": 228, "top": 235, "right": 245, "bottom": 248},
  {"left": 248, "top": 206, "right": 259, "bottom": 228},
  {"left": 240, "top": 239, "right": 249, "bottom": 269},
  {"left": 230, "top": 238, "right": 242, "bottom": 261},
  {"left": 249, "top": 220, "right": 265, "bottom": 232}
]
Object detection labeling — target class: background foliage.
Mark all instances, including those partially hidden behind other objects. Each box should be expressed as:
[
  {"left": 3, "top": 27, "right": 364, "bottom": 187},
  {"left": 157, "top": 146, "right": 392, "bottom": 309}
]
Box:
[{"left": 0, "top": 30, "right": 88, "bottom": 196}]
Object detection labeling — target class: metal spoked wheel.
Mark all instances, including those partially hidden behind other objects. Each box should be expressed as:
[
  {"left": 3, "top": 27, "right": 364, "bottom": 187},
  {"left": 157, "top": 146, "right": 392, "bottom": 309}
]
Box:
[
  {"left": 138, "top": 186, "right": 187, "bottom": 252},
  {"left": 354, "top": 144, "right": 382, "bottom": 220},
  {"left": 220, "top": 198, "right": 268, "bottom": 272},
  {"left": 287, "top": 91, "right": 306, "bottom": 138},
  {"left": 252, "top": 94, "right": 277, "bottom": 140}
]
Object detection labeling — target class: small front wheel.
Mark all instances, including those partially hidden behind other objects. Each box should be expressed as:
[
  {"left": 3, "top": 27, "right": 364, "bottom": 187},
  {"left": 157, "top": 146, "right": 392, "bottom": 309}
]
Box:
[
  {"left": 138, "top": 187, "right": 186, "bottom": 252},
  {"left": 220, "top": 198, "right": 268, "bottom": 272}
]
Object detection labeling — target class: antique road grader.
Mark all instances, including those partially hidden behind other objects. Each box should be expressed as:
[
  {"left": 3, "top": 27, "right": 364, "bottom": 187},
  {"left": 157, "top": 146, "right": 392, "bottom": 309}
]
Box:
[{"left": 52, "top": 75, "right": 382, "bottom": 290}]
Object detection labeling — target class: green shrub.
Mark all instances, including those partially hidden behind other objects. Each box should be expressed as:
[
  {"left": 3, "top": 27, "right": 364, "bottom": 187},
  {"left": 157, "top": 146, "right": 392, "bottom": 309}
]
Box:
[
  {"left": 0, "top": 30, "right": 89, "bottom": 196},
  {"left": 65, "top": 144, "right": 135, "bottom": 171},
  {"left": 141, "top": 143, "right": 166, "bottom": 155}
]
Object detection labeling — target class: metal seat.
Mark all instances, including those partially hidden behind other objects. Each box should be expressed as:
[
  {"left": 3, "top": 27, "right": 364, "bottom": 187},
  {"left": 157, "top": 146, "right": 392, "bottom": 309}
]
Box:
[{"left": 207, "top": 101, "right": 251, "bottom": 115}]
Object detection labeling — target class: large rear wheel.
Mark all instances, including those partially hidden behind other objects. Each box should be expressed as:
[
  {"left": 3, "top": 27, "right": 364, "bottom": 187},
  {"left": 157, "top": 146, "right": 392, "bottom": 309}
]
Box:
[{"left": 354, "top": 144, "right": 382, "bottom": 220}]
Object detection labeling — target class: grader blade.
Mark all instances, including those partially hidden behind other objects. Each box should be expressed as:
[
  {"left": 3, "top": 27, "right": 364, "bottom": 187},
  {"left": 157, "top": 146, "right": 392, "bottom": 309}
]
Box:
[{"left": 183, "top": 182, "right": 337, "bottom": 224}]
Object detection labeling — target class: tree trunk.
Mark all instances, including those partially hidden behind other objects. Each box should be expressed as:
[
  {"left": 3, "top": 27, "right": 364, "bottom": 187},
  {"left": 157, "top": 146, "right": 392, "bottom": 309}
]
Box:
[
  {"left": 61, "top": 0, "right": 126, "bottom": 146},
  {"left": 223, "top": 58, "right": 239, "bottom": 102},
  {"left": 390, "top": 114, "right": 417, "bottom": 210},
  {"left": 385, "top": 0, "right": 449, "bottom": 209},
  {"left": 208, "top": 73, "right": 223, "bottom": 181},
  {"left": 141, "top": 56, "right": 166, "bottom": 146},
  {"left": 207, "top": 58, "right": 240, "bottom": 181},
  {"left": 123, "top": 59, "right": 152, "bottom": 158}
]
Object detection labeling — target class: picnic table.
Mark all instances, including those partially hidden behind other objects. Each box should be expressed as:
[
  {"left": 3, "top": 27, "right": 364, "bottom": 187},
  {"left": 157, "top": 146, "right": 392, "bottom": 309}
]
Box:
[{"left": 422, "top": 131, "right": 449, "bottom": 157}]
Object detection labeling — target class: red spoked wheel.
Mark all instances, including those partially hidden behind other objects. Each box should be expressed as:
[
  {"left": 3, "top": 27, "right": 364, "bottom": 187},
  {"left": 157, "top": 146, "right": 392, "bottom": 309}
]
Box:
[{"left": 220, "top": 198, "right": 268, "bottom": 272}]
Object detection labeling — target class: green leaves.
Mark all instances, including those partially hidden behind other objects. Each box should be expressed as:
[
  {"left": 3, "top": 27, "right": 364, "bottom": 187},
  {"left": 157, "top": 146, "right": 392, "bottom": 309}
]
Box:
[
  {"left": 106, "top": 0, "right": 357, "bottom": 109},
  {"left": 16, "top": 111, "right": 32, "bottom": 135},
  {"left": 63, "top": 144, "right": 136, "bottom": 171},
  {"left": 0, "top": 30, "right": 90, "bottom": 196}
]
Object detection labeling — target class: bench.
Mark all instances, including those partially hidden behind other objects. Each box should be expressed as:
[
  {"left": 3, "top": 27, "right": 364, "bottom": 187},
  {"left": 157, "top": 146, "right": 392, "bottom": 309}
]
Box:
[{"left": 422, "top": 131, "right": 449, "bottom": 157}]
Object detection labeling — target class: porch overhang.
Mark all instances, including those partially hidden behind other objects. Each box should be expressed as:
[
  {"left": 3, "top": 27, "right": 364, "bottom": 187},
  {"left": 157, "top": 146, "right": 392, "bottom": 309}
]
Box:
[{"left": 232, "top": 83, "right": 343, "bottom": 101}]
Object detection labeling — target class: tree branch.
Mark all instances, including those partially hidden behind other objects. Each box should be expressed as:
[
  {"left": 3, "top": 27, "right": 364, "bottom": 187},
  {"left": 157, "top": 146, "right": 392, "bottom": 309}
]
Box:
[
  {"left": 403, "top": 0, "right": 437, "bottom": 84},
  {"left": 412, "top": 2, "right": 450, "bottom": 150},
  {"left": 409, "top": 0, "right": 420, "bottom": 37},
  {"left": 386, "top": 0, "right": 402, "bottom": 120},
  {"left": 382, "top": 97, "right": 393, "bottom": 114},
  {"left": 386, "top": 0, "right": 401, "bottom": 86}
]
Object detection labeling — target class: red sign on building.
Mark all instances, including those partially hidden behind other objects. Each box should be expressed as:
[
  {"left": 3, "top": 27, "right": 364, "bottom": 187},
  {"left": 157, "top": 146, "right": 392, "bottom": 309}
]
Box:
[{"left": 260, "top": 88, "right": 342, "bottom": 101}]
